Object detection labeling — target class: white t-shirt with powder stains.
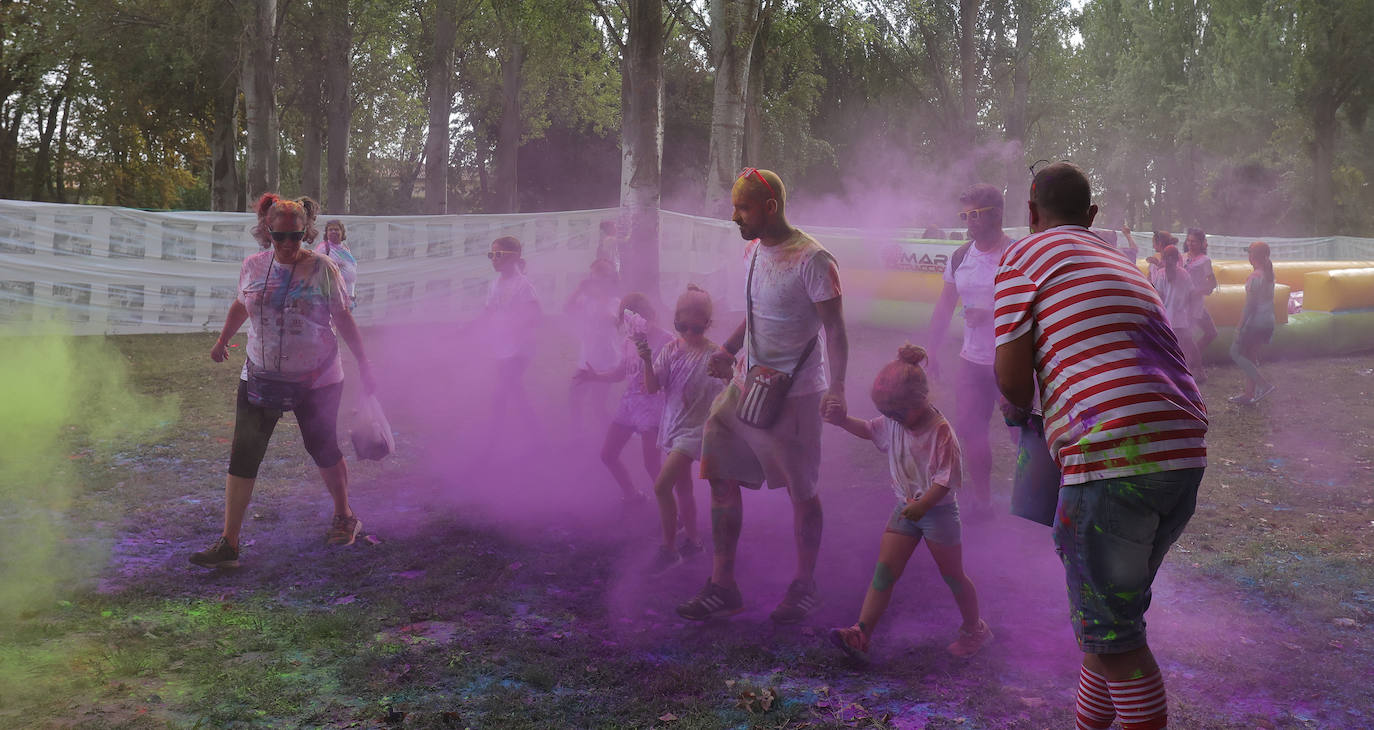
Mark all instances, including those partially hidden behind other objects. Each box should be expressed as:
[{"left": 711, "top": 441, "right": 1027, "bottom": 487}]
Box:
[
  {"left": 868, "top": 410, "right": 962, "bottom": 505},
  {"left": 739, "top": 231, "right": 842, "bottom": 398}
]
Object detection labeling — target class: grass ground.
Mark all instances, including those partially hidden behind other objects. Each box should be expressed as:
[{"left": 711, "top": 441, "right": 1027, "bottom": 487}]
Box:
[{"left": 1, "top": 322, "right": 1372, "bottom": 729}]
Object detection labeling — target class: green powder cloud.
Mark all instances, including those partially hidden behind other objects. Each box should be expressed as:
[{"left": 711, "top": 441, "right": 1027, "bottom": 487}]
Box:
[{"left": 0, "top": 321, "right": 177, "bottom": 619}]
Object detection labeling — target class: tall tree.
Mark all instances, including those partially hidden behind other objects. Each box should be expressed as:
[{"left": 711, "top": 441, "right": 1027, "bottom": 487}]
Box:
[
  {"left": 1291, "top": 0, "right": 1374, "bottom": 233},
  {"left": 623, "top": 0, "right": 664, "bottom": 299},
  {"left": 703, "top": 0, "right": 763, "bottom": 216},
  {"left": 422, "top": 0, "right": 466, "bottom": 214},
  {"left": 322, "top": 0, "right": 351, "bottom": 212},
  {"left": 241, "top": 0, "right": 280, "bottom": 202}
]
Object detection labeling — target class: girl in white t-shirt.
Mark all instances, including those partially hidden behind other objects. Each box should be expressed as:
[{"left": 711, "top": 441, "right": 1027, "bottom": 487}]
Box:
[
  {"left": 822, "top": 345, "right": 991, "bottom": 662},
  {"left": 481, "top": 236, "right": 542, "bottom": 437},
  {"left": 565, "top": 258, "right": 622, "bottom": 430},
  {"left": 1150, "top": 244, "right": 1200, "bottom": 368},
  {"left": 638, "top": 285, "right": 725, "bottom": 574}
]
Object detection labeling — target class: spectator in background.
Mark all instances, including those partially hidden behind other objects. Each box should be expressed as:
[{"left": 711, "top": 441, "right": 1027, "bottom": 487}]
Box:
[
  {"left": 597, "top": 219, "right": 622, "bottom": 271},
  {"left": 565, "top": 258, "right": 622, "bottom": 431},
  {"left": 1183, "top": 227, "right": 1218, "bottom": 380},
  {"left": 1229, "top": 241, "right": 1277, "bottom": 404},
  {"left": 317, "top": 219, "right": 358, "bottom": 308},
  {"left": 1151, "top": 244, "right": 1201, "bottom": 369},
  {"left": 994, "top": 163, "right": 1206, "bottom": 730},
  {"left": 1118, "top": 223, "right": 1140, "bottom": 263},
  {"left": 926, "top": 183, "right": 1015, "bottom": 520}
]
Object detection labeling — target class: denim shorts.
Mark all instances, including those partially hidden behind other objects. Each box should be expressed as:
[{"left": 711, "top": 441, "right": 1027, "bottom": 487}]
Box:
[
  {"left": 1054, "top": 468, "right": 1203, "bottom": 654},
  {"left": 885, "top": 501, "right": 961, "bottom": 545}
]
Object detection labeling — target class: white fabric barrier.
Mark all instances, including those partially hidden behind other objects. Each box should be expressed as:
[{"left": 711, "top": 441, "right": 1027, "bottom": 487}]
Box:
[{"left": 2, "top": 199, "right": 1370, "bottom": 335}]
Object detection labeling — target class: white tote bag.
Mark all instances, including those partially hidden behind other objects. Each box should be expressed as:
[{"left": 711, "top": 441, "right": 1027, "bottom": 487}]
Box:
[{"left": 350, "top": 393, "right": 395, "bottom": 461}]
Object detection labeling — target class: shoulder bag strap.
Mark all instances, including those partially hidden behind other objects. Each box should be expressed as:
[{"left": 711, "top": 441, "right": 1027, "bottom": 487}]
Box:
[
  {"left": 745, "top": 244, "right": 758, "bottom": 372},
  {"left": 747, "top": 242, "right": 820, "bottom": 378}
]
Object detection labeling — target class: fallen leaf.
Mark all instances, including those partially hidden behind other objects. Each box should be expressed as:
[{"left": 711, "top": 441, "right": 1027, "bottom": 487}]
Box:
[
  {"left": 657, "top": 713, "right": 678, "bottom": 722},
  {"left": 365, "top": 534, "right": 381, "bottom": 545},
  {"left": 332, "top": 595, "right": 356, "bottom": 605},
  {"left": 508, "top": 561, "right": 523, "bottom": 571},
  {"left": 1333, "top": 618, "right": 1359, "bottom": 628}
]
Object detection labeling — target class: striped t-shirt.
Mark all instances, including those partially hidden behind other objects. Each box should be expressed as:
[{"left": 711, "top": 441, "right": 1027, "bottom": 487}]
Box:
[{"left": 993, "top": 225, "right": 1207, "bottom": 485}]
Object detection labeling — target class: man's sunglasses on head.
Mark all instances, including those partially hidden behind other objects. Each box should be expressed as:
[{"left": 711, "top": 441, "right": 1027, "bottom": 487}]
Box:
[{"left": 737, "top": 167, "right": 777, "bottom": 198}]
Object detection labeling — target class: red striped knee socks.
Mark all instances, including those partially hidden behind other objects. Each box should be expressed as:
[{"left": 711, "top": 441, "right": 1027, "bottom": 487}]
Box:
[
  {"left": 1108, "top": 670, "right": 1168, "bottom": 730},
  {"left": 1076, "top": 666, "right": 1116, "bottom": 730}
]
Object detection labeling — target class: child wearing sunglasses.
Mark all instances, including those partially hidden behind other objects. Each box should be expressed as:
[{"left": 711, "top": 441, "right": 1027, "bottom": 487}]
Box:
[
  {"left": 636, "top": 285, "right": 725, "bottom": 573},
  {"left": 822, "top": 345, "right": 991, "bottom": 663},
  {"left": 574, "top": 293, "right": 671, "bottom": 509},
  {"left": 482, "top": 236, "right": 542, "bottom": 438}
]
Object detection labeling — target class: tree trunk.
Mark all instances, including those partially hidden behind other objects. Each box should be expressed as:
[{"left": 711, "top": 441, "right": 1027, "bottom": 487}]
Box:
[
  {"left": 1311, "top": 93, "right": 1338, "bottom": 234},
  {"left": 494, "top": 41, "right": 524, "bottom": 214},
  {"left": 242, "top": 0, "right": 279, "bottom": 204},
  {"left": 1001, "top": 0, "right": 1032, "bottom": 220},
  {"left": 53, "top": 92, "right": 71, "bottom": 201},
  {"left": 30, "top": 82, "right": 64, "bottom": 201},
  {"left": 742, "top": 6, "right": 770, "bottom": 167},
  {"left": 619, "top": 53, "right": 633, "bottom": 206},
  {"left": 209, "top": 12, "right": 241, "bottom": 213},
  {"left": 323, "top": 0, "right": 352, "bottom": 213},
  {"left": 0, "top": 103, "right": 23, "bottom": 199},
  {"left": 211, "top": 78, "right": 240, "bottom": 211},
  {"left": 301, "top": 116, "right": 323, "bottom": 201},
  {"left": 703, "top": 0, "right": 762, "bottom": 217},
  {"left": 623, "top": 0, "right": 664, "bottom": 301},
  {"left": 958, "top": 0, "right": 980, "bottom": 155},
  {"left": 424, "top": 0, "right": 460, "bottom": 214}
]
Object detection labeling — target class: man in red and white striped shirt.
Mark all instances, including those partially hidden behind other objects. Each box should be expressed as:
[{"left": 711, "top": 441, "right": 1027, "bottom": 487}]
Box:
[{"left": 994, "top": 163, "right": 1205, "bottom": 730}]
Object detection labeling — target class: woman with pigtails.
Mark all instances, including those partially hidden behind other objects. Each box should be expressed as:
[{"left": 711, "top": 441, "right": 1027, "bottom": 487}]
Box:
[{"left": 190, "top": 193, "right": 377, "bottom": 569}]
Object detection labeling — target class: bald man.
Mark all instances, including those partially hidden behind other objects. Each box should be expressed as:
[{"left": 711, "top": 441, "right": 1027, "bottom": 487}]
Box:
[
  {"left": 676, "top": 168, "right": 848, "bottom": 625},
  {"left": 994, "top": 163, "right": 1206, "bottom": 730}
]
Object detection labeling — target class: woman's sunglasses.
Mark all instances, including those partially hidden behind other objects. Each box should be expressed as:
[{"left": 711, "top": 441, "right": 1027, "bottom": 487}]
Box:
[
  {"left": 674, "top": 321, "right": 707, "bottom": 335},
  {"left": 270, "top": 230, "right": 306, "bottom": 242},
  {"left": 487, "top": 250, "right": 518, "bottom": 260}
]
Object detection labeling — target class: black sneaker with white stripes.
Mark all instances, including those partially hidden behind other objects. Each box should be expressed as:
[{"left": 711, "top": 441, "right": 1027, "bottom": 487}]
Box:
[
  {"left": 675, "top": 579, "right": 744, "bottom": 621},
  {"left": 770, "top": 579, "right": 821, "bottom": 624}
]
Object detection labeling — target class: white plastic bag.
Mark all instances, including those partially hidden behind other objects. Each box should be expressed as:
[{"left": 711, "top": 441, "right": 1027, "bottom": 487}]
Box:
[{"left": 350, "top": 393, "right": 395, "bottom": 461}]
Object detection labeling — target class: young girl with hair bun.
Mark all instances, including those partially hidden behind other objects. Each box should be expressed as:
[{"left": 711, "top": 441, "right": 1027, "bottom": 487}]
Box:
[{"left": 823, "top": 345, "right": 991, "bottom": 662}]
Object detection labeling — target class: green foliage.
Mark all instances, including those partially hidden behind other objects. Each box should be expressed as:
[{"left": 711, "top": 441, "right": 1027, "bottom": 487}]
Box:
[{"left": 0, "top": 0, "right": 1368, "bottom": 230}]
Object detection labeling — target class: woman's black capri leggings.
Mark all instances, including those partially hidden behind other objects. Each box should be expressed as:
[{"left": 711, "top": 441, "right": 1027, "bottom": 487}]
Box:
[{"left": 228, "top": 380, "right": 345, "bottom": 478}]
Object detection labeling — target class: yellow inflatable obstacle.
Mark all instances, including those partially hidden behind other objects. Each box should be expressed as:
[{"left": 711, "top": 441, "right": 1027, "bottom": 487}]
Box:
[
  {"left": 1203, "top": 283, "right": 1290, "bottom": 327},
  {"left": 1303, "top": 268, "right": 1374, "bottom": 312},
  {"left": 856, "top": 251, "right": 1374, "bottom": 361}
]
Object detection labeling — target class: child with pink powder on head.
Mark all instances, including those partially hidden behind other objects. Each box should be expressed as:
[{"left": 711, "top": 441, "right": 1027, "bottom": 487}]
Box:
[
  {"left": 638, "top": 285, "right": 725, "bottom": 574},
  {"left": 823, "top": 345, "right": 991, "bottom": 663},
  {"left": 573, "top": 292, "right": 672, "bottom": 508}
]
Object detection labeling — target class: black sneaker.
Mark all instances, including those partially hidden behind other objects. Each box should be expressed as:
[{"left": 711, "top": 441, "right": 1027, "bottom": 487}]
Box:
[
  {"left": 770, "top": 579, "right": 821, "bottom": 624},
  {"left": 645, "top": 546, "right": 682, "bottom": 575},
  {"left": 189, "top": 537, "right": 239, "bottom": 568},
  {"left": 676, "top": 580, "right": 744, "bottom": 621},
  {"left": 678, "top": 538, "right": 704, "bottom": 559}
]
